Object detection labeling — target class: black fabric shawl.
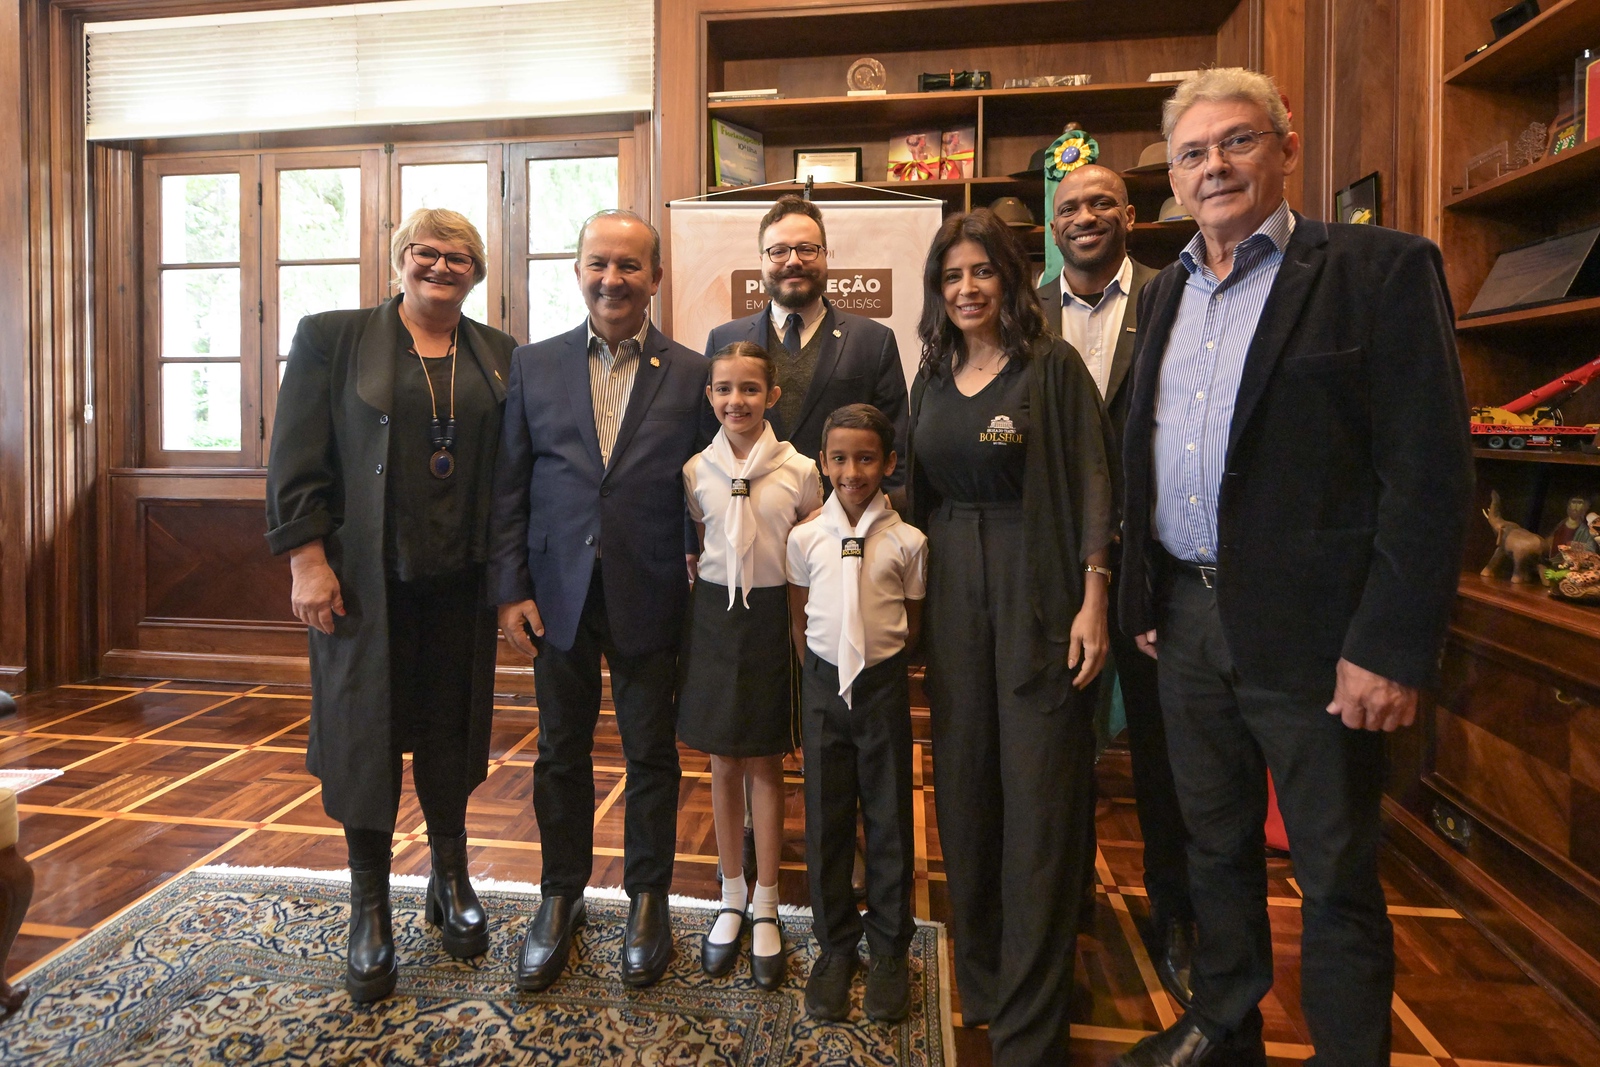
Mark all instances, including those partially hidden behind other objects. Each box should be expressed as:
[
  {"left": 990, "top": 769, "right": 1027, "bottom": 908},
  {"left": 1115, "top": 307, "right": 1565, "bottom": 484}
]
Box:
[{"left": 906, "top": 333, "right": 1119, "bottom": 690}]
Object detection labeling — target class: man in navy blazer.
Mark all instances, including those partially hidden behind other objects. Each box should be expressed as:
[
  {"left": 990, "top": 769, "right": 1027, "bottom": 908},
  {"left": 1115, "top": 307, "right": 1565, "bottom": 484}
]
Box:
[
  {"left": 1114, "top": 71, "right": 1471, "bottom": 1067},
  {"left": 490, "top": 210, "right": 709, "bottom": 993},
  {"left": 703, "top": 196, "right": 907, "bottom": 483}
]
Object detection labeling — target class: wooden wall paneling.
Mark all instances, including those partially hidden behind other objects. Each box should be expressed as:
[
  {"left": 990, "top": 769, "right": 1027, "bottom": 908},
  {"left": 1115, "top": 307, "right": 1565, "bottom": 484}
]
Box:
[
  {"left": 19, "top": 0, "right": 98, "bottom": 688},
  {"left": 1391, "top": 0, "right": 1441, "bottom": 240},
  {"left": 0, "top": 0, "right": 31, "bottom": 691},
  {"left": 1215, "top": 0, "right": 1261, "bottom": 68},
  {"left": 1263, "top": 0, "right": 1307, "bottom": 211},
  {"left": 1328, "top": 0, "right": 1400, "bottom": 224}
]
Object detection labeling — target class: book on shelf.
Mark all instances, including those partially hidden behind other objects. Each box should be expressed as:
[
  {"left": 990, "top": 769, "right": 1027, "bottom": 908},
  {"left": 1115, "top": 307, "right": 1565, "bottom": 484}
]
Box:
[
  {"left": 708, "top": 88, "right": 780, "bottom": 101},
  {"left": 1147, "top": 69, "right": 1201, "bottom": 83},
  {"left": 711, "top": 119, "right": 766, "bottom": 187}
]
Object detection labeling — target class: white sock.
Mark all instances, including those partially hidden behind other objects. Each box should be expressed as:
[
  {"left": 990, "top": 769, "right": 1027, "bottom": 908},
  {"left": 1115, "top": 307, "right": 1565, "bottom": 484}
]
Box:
[
  {"left": 751, "top": 880, "right": 781, "bottom": 957},
  {"left": 710, "top": 874, "right": 747, "bottom": 944}
]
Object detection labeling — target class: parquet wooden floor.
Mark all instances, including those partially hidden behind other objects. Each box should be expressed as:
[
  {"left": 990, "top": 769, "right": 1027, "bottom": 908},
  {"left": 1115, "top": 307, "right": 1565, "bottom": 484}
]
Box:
[{"left": 2, "top": 677, "right": 1597, "bottom": 1065}]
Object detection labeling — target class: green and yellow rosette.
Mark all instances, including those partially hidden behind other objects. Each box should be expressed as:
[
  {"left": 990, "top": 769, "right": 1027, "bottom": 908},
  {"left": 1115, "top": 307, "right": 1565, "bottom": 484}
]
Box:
[{"left": 1045, "top": 125, "right": 1099, "bottom": 179}]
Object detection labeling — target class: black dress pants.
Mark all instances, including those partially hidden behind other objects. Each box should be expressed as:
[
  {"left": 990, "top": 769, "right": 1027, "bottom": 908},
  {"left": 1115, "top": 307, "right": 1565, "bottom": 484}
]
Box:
[
  {"left": 925, "top": 502, "right": 1096, "bottom": 1067},
  {"left": 533, "top": 566, "right": 681, "bottom": 898},
  {"left": 1108, "top": 604, "right": 1192, "bottom": 932},
  {"left": 1157, "top": 561, "right": 1393, "bottom": 1067},
  {"left": 801, "top": 648, "right": 915, "bottom": 959}
]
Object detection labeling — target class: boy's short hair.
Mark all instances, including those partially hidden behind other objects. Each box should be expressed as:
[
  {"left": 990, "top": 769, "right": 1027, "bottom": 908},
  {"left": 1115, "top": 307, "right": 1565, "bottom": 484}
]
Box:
[{"left": 822, "top": 403, "right": 894, "bottom": 457}]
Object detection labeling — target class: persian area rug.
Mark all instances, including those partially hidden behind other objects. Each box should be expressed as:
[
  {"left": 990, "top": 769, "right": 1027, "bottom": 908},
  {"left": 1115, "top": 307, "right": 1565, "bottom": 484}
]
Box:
[{"left": 0, "top": 866, "right": 952, "bottom": 1066}]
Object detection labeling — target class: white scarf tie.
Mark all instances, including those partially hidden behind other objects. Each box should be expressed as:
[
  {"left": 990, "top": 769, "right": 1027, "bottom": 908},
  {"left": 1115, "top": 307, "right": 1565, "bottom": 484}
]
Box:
[
  {"left": 820, "top": 491, "right": 896, "bottom": 707},
  {"left": 702, "top": 423, "right": 792, "bottom": 608}
]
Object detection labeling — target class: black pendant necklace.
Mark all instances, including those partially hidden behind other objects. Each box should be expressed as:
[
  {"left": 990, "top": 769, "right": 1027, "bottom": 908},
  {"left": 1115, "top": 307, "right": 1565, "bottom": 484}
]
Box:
[{"left": 411, "top": 325, "right": 459, "bottom": 479}]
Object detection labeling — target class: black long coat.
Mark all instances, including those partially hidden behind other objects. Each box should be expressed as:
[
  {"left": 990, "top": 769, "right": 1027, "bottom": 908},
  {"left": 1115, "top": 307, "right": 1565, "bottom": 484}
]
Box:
[{"left": 265, "top": 296, "right": 515, "bottom": 829}]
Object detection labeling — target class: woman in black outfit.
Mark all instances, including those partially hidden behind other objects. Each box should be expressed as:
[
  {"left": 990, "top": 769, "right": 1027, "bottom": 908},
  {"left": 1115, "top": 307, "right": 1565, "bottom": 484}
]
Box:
[
  {"left": 907, "top": 210, "right": 1117, "bottom": 1065},
  {"left": 266, "top": 208, "right": 515, "bottom": 1003}
]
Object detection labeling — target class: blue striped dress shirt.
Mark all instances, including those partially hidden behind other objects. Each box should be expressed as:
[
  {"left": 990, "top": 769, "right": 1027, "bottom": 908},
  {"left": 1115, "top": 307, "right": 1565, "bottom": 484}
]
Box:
[{"left": 1153, "top": 200, "right": 1295, "bottom": 563}]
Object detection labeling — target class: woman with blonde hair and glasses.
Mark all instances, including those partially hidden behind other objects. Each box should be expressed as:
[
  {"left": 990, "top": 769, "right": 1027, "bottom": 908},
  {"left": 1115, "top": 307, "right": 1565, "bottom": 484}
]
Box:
[{"left": 266, "top": 208, "right": 516, "bottom": 1003}]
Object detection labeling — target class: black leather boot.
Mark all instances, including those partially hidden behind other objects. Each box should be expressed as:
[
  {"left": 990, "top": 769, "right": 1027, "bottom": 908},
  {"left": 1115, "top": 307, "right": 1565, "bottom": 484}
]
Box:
[
  {"left": 425, "top": 832, "right": 488, "bottom": 958},
  {"left": 346, "top": 863, "right": 397, "bottom": 1003}
]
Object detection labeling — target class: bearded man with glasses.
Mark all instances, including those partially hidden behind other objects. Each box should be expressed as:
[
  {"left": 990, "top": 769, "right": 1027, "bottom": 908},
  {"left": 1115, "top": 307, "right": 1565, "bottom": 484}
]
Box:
[
  {"left": 1112, "top": 68, "right": 1471, "bottom": 1067},
  {"left": 704, "top": 197, "right": 908, "bottom": 492}
]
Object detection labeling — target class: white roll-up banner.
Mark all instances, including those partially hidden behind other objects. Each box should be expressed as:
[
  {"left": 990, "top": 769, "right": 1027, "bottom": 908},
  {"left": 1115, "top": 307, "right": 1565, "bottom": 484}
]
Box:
[{"left": 668, "top": 198, "right": 946, "bottom": 391}]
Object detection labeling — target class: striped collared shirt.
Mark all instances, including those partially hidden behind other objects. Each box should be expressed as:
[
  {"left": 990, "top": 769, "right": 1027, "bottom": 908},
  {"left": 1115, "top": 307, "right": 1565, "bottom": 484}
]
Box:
[
  {"left": 586, "top": 316, "right": 652, "bottom": 467},
  {"left": 1152, "top": 200, "right": 1294, "bottom": 563}
]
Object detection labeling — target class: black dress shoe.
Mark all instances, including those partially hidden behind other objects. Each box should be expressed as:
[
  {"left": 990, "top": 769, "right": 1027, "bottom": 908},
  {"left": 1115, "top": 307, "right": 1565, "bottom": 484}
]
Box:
[
  {"left": 863, "top": 952, "right": 910, "bottom": 1023},
  {"left": 804, "top": 949, "right": 858, "bottom": 1021},
  {"left": 621, "top": 891, "right": 674, "bottom": 987},
  {"left": 750, "top": 915, "right": 787, "bottom": 990},
  {"left": 425, "top": 832, "right": 489, "bottom": 959},
  {"left": 346, "top": 864, "right": 397, "bottom": 1003},
  {"left": 517, "top": 894, "right": 585, "bottom": 992},
  {"left": 701, "top": 908, "right": 745, "bottom": 978},
  {"left": 1155, "top": 920, "right": 1196, "bottom": 1009},
  {"left": 1115, "top": 1013, "right": 1264, "bottom": 1067}
]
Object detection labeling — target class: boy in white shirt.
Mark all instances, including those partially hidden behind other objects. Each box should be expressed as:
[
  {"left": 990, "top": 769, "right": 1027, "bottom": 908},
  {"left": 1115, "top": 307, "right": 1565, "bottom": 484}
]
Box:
[{"left": 786, "top": 404, "right": 927, "bottom": 1023}]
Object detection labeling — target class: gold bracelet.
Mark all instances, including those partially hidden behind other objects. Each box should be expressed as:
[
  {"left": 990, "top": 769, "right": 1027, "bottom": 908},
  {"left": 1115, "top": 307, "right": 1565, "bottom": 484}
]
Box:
[{"left": 1085, "top": 564, "right": 1113, "bottom": 580}]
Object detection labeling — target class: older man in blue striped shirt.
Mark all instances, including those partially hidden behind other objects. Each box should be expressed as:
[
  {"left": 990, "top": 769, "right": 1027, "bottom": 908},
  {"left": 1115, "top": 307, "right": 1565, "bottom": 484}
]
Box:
[{"left": 1115, "top": 70, "right": 1472, "bottom": 1067}]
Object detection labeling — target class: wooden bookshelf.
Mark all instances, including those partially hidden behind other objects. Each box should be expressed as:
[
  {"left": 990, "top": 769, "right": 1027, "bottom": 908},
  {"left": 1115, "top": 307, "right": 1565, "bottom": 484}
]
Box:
[
  {"left": 1444, "top": 137, "right": 1600, "bottom": 212},
  {"left": 1455, "top": 296, "right": 1600, "bottom": 334},
  {"left": 1444, "top": 0, "right": 1600, "bottom": 86},
  {"left": 1472, "top": 447, "right": 1600, "bottom": 465},
  {"left": 697, "top": 0, "right": 1263, "bottom": 268}
]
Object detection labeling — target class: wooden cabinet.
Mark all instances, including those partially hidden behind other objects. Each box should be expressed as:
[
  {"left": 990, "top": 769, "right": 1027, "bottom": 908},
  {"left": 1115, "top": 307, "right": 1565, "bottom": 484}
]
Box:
[
  {"left": 686, "top": 0, "right": 1273, "bottom": 269},
  {"left": 1383, "top": 0, "right": 1600, "bottom": 1029}
]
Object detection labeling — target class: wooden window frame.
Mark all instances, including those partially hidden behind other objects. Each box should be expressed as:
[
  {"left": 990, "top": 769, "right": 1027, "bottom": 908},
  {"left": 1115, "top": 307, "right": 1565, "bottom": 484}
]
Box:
[{"left": 141, "top": 152, "right": 261, "bottom": 468}]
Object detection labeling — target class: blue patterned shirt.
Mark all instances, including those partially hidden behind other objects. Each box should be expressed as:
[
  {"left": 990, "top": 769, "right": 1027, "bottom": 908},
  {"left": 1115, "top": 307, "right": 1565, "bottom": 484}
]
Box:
[{"left": 1153, "top": 201, "right": 1294, "bottom": 563}]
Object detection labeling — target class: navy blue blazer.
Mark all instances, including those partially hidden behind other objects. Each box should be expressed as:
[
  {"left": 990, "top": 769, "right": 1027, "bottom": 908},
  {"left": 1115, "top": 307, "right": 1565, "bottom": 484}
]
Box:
[
  {"left": 488, "top": 321, "right": 710, "bottom": 656},
  {"left": 1118, "top": 215, "right": 1473, "bottom": 694},
  {"left": 703, "top": 300, "right": 908, "bottom": 483}
]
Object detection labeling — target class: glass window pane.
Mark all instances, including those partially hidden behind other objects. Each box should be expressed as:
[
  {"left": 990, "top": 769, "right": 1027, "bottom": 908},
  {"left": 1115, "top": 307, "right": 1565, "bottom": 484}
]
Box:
[
  {"left": 162, "top": 268, "right": 240, "bottom": 359},
  {"left": 161, "top": 361, "right": 241, "bottom": 451},
  {"left": 527, "top": 157, "right": 618, "bottom": 254},
  {"left": 161, "top": 173, "right": 240, "bottom": 263},
  {"left": 279, "top": 168, "right": 361, "bottom": 260},
  {"left": 527, "top": 258, "right": 586, "bottom": 343},
  {"left": 279, "top": 264, "right": 361, "bottom": 355},
  {"left": 462, "top": 277, "right": 489, "bottom": 326},
  {"left": 400, "top": 162, "right": 488, "bottom": 243}
]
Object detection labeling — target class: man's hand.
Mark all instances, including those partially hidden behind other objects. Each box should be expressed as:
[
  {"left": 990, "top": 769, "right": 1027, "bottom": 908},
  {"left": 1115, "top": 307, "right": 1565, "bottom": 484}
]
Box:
[
  {"left": 1327, "top": 657, "right": 1418, "bottom": 732},
  {"left": 499, "top": 599, "right": 544, "bottom": 660},
  {"left": 289, "top": 541, "right": 344, "bottom": 635},
  {"left": 686, "top": 554, "right": 699, "bottom": 583},
  {"left": 1136, "top": 629, "right": 1158, "bottom": 660}
]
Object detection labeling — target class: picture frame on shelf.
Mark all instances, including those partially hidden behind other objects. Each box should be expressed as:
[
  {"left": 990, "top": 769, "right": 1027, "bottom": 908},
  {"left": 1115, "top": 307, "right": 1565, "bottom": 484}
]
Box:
[
  {"left": 1334, "top": 171, "right": 1382, "bottom": 226},
  {"left": 793, "top": 149, "right": 862, "bottom": 184},
  {"left": 711, "top": 118, "right": 765, "bottom": 187}
]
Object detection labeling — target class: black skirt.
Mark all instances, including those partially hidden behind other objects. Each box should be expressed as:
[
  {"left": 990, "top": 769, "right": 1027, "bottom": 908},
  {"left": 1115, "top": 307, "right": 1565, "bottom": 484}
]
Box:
[{"left": 677, "top": 580, "right": 795, "bottom": 757}]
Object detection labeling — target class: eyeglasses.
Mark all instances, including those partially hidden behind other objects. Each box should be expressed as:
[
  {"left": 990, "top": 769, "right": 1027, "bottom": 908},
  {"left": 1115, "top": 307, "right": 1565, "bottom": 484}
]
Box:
[
  {"left": 1167, "top": 130, "right": 1280, "bottom": 172},
  {"left": 762, "top": 242, "right": 825, "bottom": 264},
  {"left": 407, "top": 242, "right": 476, "bottom": 274}
]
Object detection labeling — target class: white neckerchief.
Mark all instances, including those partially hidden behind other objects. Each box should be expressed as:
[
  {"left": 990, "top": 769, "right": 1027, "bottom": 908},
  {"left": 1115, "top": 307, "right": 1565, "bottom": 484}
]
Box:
[
  {"left": 702, "top": 422, "right": 794, "bottom": 607},
  {"left": 819, "top": 490, "right": 897, "bottom": 707}
]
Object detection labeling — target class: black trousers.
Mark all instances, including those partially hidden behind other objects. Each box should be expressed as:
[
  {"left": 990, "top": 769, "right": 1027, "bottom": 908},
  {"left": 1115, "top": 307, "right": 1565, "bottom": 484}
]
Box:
[
  {"left": 1108, "top": 601, "right": 1192, "bottom": 931},
  {"left": 533, "top": 566, "right": 681, "bottom": 898},
  {"left": 1157, "top": 561, "right": 1392, "bottom": 1066},
  {"left": 801, "top": 648, "right": 915, "bottom": 959},
  {"left": 924, "top": 502, "right": 1096, "bottom": 1067}
]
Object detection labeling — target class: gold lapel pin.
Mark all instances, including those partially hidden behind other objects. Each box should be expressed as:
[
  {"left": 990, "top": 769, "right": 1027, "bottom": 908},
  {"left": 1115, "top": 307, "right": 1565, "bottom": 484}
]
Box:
[
  {"left": 650, "top": 356, "right": 661, "bottom": 367},
  {"left": 833, "top": 329, "right": 842, "bottom": 337},
  {"left": 494, "top": 369, "right": 503, "bottom": 380}
]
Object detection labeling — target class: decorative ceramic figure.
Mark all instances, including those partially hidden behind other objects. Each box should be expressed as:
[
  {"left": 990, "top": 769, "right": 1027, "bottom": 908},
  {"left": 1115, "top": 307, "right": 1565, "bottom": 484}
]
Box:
[{"left": 1481, "top": 490, "right": 1546, "bottom": 584}]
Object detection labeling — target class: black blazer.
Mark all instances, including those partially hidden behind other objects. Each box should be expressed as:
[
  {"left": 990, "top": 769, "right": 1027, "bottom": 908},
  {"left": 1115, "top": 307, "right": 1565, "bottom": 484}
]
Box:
[
  {"left": 703, "top": 300, "right": 908, "bottom": 480},
  {"left": 265, "top": 297, "right": 514, "bottom": 828},
  {"left": 1037, "top": 257, "right": 1158, "bottom": 446},
  {"left": 488, "top": 322, "right": 710, "bottom": 656},
  {"left": 1118, "top": 214, "right": 1473, "bottom": 694}
]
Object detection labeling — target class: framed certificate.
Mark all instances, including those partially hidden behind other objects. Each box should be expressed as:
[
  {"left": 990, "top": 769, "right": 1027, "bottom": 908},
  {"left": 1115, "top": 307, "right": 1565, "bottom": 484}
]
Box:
[{"left": 793, "top": 148, "right": 861, "bottom": 183}]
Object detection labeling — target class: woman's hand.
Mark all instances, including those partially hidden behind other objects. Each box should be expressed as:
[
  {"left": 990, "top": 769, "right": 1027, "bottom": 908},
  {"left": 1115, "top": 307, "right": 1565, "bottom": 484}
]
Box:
[
  {"left": 1067, "top": 600, "right": 1109, "bottom": 689},
  {"left": 289, "top": 541, "right": 345, "bottom": 635}
]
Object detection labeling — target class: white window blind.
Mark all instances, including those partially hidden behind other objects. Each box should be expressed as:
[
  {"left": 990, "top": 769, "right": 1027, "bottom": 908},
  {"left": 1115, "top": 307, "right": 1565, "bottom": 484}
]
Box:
[{"left": 85, "top": 0, "right": 654, "bottom": 140}]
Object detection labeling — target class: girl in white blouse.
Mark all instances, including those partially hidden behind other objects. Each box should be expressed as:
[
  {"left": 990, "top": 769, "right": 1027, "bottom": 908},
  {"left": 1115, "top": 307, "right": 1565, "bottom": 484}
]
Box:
[{"left": 680, "top": 341, "right": 822, "bottom": 987}]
